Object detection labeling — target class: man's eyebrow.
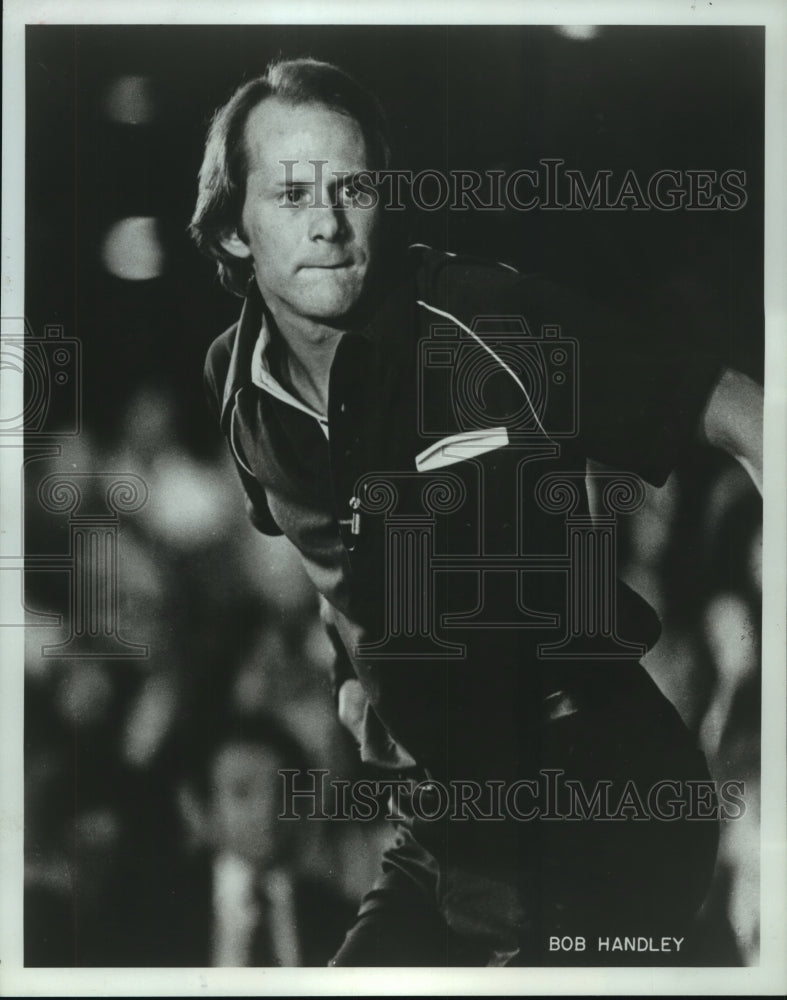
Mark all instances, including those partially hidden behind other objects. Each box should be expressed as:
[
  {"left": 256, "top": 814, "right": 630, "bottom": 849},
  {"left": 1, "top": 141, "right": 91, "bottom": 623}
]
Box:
[
  {"left": 273, "top": 170, "right": 371, "bottom": 189},
  {"left": 330, "top": 169, "right": 371, "bottom": 182},
  {"left": 273, "top": 179, "right": 316, "bottom": 190}
]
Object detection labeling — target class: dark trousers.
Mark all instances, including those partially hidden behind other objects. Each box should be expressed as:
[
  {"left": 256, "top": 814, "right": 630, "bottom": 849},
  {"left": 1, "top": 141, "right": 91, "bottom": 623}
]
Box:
[{"left": 330, "top": 663, "right": 720, "bottom": 967}]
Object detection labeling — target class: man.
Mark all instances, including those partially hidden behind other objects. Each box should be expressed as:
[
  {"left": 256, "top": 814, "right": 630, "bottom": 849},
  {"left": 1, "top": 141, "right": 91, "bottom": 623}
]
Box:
[
  {"left": 191, "top": 58, "right": 763, "bottom": 965},
  {"left": 161, "top": 710, "right": 355, "bottom": 967}
]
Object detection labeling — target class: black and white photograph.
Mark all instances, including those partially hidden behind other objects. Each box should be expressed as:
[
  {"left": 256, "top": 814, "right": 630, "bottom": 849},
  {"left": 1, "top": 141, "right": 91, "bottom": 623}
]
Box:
[{"left": 1, "top": 0, "right": 785, "bottom": 994}]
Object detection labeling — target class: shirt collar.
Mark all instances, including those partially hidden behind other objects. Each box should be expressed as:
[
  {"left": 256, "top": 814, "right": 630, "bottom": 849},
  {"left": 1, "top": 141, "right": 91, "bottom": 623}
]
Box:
[
  {"left": 219, "top": 283, "right": 264, "bottom": 430},
  {"left": 251, "top": 314, "right": 330, "bottom": 432},
  {"left": 219, "top": 250, "right": 418, "bottom": 430}
]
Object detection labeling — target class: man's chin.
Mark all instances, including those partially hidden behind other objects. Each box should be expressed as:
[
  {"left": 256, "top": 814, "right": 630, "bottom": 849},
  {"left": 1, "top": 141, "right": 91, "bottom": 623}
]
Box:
[{"left": 298, "top": 288, "right": 366, "bottom": 323}]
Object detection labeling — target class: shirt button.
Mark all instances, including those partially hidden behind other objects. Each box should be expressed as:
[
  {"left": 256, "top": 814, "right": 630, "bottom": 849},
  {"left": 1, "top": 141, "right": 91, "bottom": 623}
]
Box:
[{"left": 340, "top": 402, "right": 346, "bottom": 413}]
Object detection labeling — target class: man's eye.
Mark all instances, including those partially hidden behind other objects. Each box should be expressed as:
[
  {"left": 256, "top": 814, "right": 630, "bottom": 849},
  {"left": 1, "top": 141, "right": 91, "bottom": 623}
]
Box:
[
  {"left": 339, "top": 181, "right": 361, "bottom": 203},
  {"left": 282, "top": 188, "right": 310, "bottom": 206}
]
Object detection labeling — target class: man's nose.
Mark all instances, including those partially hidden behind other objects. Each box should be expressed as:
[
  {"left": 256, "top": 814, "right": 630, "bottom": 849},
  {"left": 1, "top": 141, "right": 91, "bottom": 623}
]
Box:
[{"left": 308, "top": 201, "right": 345, "bottom": 241}]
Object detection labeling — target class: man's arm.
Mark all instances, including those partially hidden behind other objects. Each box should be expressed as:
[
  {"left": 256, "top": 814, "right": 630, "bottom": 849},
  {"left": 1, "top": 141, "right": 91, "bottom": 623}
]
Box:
[{"left": 699, "top": 367, "right": 763, "bottom": 496}]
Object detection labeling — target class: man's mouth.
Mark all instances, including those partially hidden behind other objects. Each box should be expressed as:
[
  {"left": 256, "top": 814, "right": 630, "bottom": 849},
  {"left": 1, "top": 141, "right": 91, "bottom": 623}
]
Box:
[{"left": 302, "top": 260, "right": 353, "bottom": 270}]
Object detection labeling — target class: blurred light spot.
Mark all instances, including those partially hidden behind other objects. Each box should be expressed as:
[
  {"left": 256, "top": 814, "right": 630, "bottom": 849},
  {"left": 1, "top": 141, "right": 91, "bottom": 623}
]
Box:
[
  {"left": 101, "top": 217, "right": 165, "bottom": 280},
  {"left": 56, "top": 662, "right": 115, "bottom": 726},
  {"left": 243, "top": 531, "right": 315, "bottom": 611},
  {"left": 103, "top": 74, "right": 155, "bottom": 124},
  {"left": 123, "top": 673, "right": 178, "bottom": 768},
  {"left": 701, "top": 592, "right": 758, "bottom": 757},
  {"left": 145, "top": 453, "right": 232, "bottom": 548},
  {"left": 704, "top": 592, "right": 758, "bottom": 681},
  {"left": 74, "top": 807, "right": 121, "bottom": 849},
  {"left": 555, "top": 25, "right": 600, "bottom": 41},
  {"left": 719, "top": 791, "right": 760, "bottom": 964}
]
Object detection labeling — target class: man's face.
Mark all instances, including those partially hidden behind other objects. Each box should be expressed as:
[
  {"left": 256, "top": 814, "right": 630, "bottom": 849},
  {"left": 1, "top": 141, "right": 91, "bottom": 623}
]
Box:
[
  {"left": 209, "top": 741, "right": 286, "bottom": 866},
  {"left": 224, "top": 97, "right": 379, "bottom": 326}
]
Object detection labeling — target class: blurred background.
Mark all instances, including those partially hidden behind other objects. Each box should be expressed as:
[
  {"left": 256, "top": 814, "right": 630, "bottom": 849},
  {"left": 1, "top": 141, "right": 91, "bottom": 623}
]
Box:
[{"left": 22, "top": 24, "right": 763, "bottom": 966}]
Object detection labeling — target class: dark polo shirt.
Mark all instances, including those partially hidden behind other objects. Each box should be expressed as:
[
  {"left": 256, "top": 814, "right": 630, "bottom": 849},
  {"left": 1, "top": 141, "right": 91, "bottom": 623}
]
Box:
[{"left": 204, "top": 245, "right": 722, "bottom": 783}]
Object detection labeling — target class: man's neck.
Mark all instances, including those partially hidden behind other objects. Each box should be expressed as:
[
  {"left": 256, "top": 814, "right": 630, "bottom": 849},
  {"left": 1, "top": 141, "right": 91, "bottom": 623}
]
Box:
[{"left": 266, "top": 306, "right": 347, "bottom": 418}]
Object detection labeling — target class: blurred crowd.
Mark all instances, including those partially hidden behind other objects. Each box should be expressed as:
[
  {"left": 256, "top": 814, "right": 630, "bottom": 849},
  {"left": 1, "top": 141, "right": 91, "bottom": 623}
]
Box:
[
  {"left": 22, "top": 382, "right": 762, "bottom": 967},
  {"left": 23, "top": 384, "right": 391, "bottom": 967}
]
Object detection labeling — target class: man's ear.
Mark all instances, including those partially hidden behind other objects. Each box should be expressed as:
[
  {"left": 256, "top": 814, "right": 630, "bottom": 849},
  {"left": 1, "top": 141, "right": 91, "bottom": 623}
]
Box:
[{"left": 220, "top": 230, "right": 252, "bottom": 259}]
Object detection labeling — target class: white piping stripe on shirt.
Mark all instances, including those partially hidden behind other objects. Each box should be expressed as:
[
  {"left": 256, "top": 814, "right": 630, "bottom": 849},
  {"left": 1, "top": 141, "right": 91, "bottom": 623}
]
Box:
[
  {"left": 416, "top": 299, "right": 552, "bottom": 441},
  {"left": 408, "top": 242, "right": 520, "bottom": 275}
]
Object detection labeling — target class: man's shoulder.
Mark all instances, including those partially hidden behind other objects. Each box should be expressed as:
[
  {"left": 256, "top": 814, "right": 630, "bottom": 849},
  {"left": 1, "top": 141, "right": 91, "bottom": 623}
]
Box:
[
  {"left": 409, "top": 242, "right": 523, "bottom": 287},
  {"left": 203, "top": 319, "right": 241, "bottom": 422},
  {"left": 406, "top": 243, "right": 554, "bottom": 328}
]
